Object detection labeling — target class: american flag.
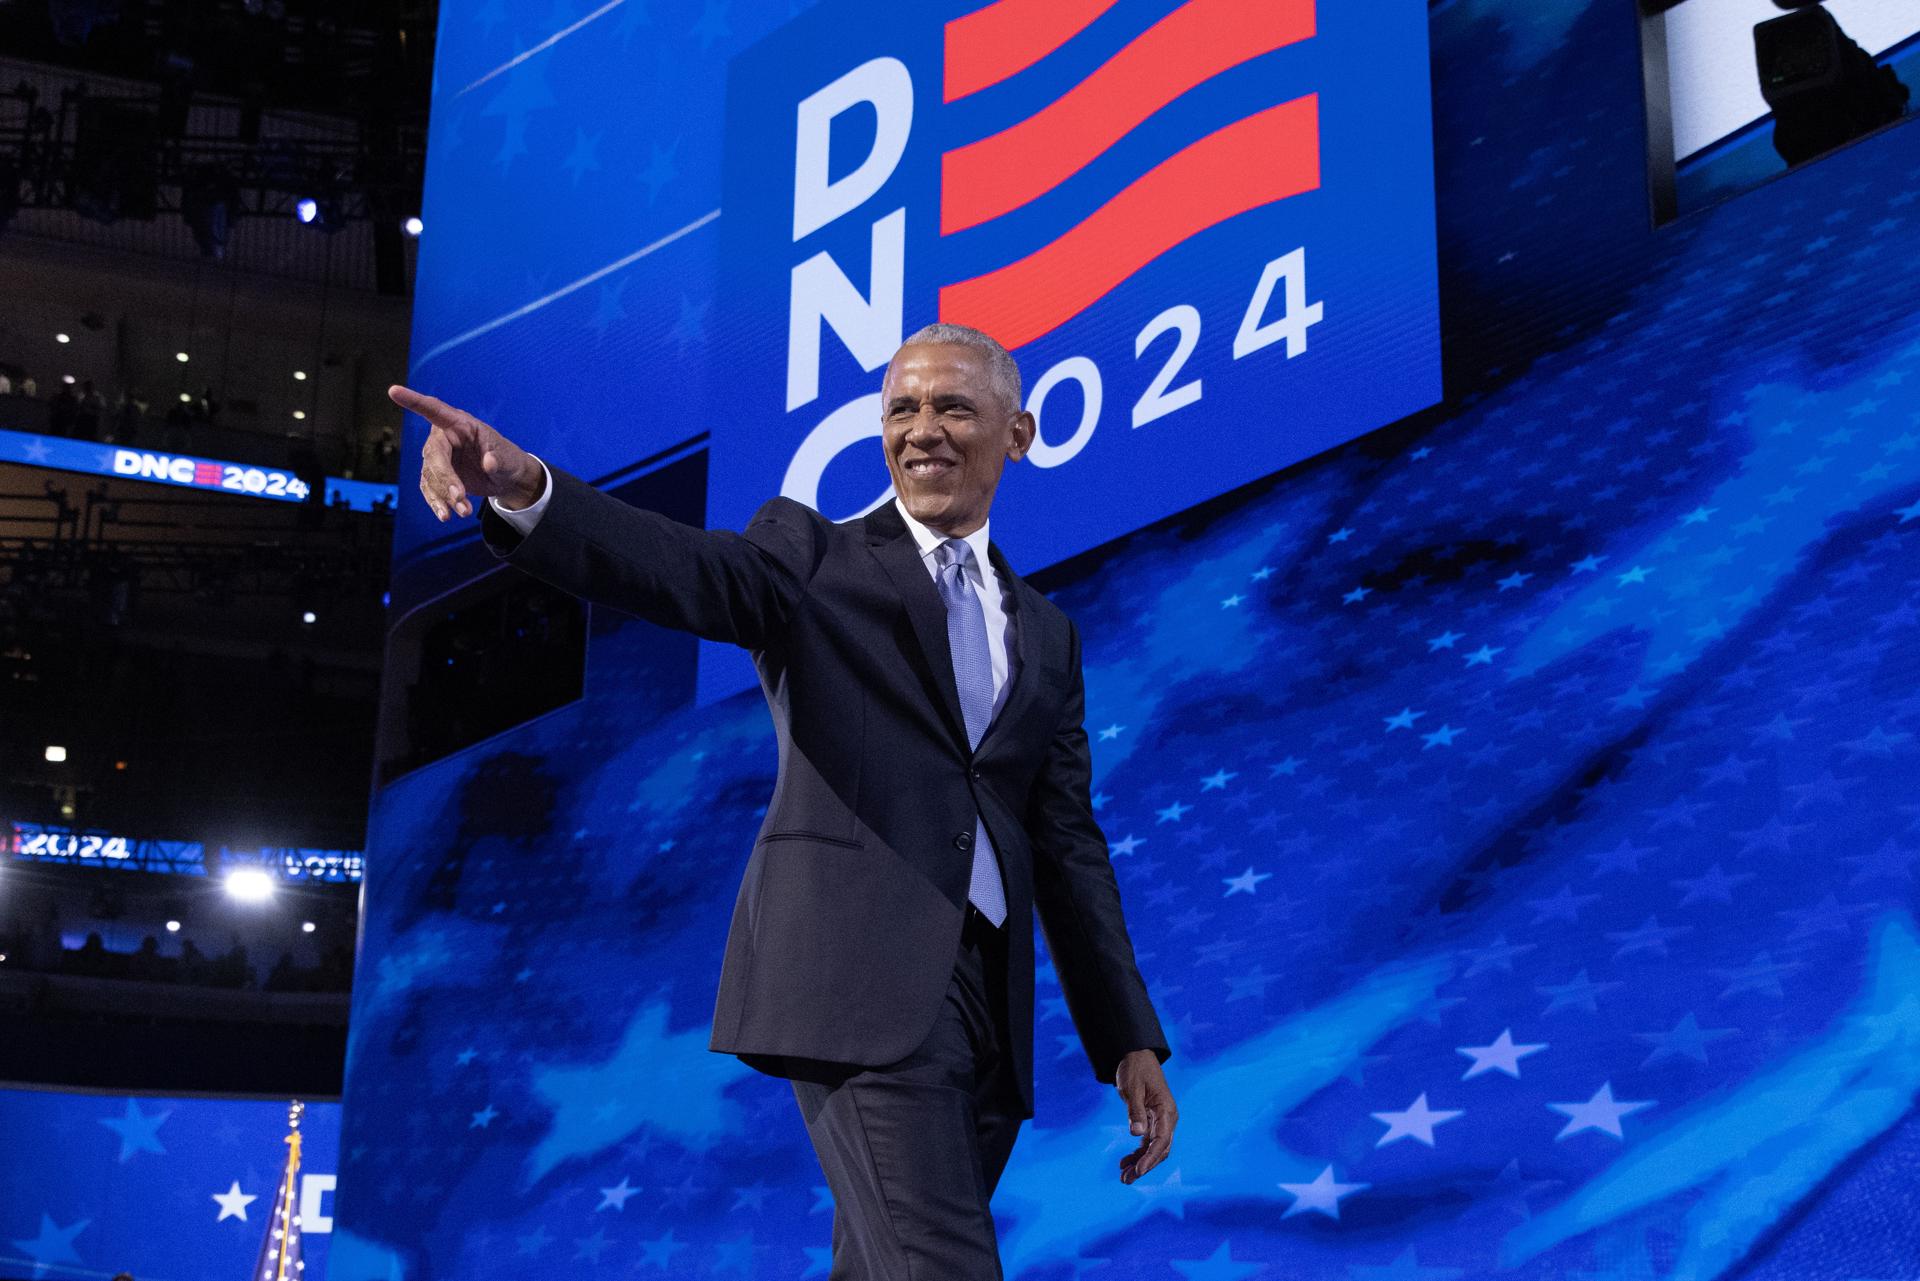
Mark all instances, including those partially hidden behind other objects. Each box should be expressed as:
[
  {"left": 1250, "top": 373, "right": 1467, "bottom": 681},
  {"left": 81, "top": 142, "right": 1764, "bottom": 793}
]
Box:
[{"left": 249, "top": 1102, "right": 306, "bottom": 1281}]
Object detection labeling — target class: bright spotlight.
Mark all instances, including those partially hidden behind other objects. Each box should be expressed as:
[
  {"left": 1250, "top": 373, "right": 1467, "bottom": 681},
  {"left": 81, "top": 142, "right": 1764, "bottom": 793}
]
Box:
[
  {"left": 55, "top": 332, "right": 70, "bottom": 344},
  {"left": 403, "top": 215, "right": 423, "bottom": 237},
  {"left": 225, "top": 868, "right": 275, "bottom": 902},
  {"left": 175, "top": 351, "right": 189, "bottom": 363},
  {"left": 61, "top": 374, "right": 75, "bottom": 385},
  {"left": 178, "top": 392, "right": 191, "bottom": 402},
  {"left": 292, "top": 410, "right": 307, "bottom": 420},
  {"left": 165, "top": 919, "right": 181, "bottom": 932},
  {"left": 44, "top": 744, "right": 66, "bottom": 762},
  {"left": 296, "top": 198, "right": 318, "bottom": 224},
  {"left": 301, "top": 921, "right": 316, "bottom": 933},
  {"left": 301, "top": 610, "right": 317, "bottom": 625},
  {"left": 293, "top": 370, "right": 307, "bottom": 381}
]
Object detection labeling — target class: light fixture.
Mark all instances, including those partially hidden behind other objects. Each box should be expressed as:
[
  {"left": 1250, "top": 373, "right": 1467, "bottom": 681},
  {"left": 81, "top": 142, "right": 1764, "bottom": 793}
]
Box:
[
  {"left": 292, "top": 410, "right": 307, "bottom": 420},
  {"left": 175, "top": 351, "right": 189, "bottom": 363},
  {"left": 61, "top": 374, "right": 75, "bottom": 385},
  {"left": 44, "top": 745, "right": 66, "bottom": 762},
  {"left": 225, "top": 868, "right": 275, "bottom": 902},
  {"left": 165, "top": 919, "right": 181, "bottom": 933},
  {"left": 301, "top": 921, "right": 316, "bottom": 933},
  {"left": 59, "top": 803, "right": 75, "bottom": 817},
  {"left": 55, "top": 332, "right": 70, "bottom": 344},
  {"left": 296, "top": 197, "right": 318, "bottom": 224},
  {"left": 179, "top": 392, "right": 191, "bottom": 403},
  {"left": 293, "top": 370, "right": 307, "bottom": 381},
  {"left": 301, "top": 610, "right": 317, "bottom": 625},
  {"left": 403, "top": 215, "right": 423, "bottom": 237}
]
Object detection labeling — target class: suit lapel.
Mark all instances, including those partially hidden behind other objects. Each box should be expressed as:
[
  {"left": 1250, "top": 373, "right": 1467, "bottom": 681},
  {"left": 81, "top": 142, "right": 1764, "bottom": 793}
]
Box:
[
  {"left": 976, "top": 539, "right": 1041, "bottom": 756},
  {"left": 865, "top": 504, "right": 970, "bottom": 751}
]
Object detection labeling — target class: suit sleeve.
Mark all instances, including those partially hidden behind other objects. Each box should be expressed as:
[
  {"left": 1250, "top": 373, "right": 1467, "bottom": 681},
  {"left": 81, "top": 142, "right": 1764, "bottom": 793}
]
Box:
[
  {"left": 1026, "top": 617, "right": 1171, "bottom": 1085},
  {"left": 476, "top": 460, "right": 823, "bottom": 649}
]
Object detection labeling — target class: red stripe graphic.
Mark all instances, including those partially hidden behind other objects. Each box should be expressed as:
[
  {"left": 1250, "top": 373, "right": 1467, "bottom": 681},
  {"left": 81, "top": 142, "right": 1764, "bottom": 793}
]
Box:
[
  {"left": 943, "top": 0, "right": 1315, "bottom": 235},
  {"left": 944, "top": 0, "right": 1122, "bottom": 103},
  {"left": 939, "top": 94, "right": 1319, "bottom": 351}
]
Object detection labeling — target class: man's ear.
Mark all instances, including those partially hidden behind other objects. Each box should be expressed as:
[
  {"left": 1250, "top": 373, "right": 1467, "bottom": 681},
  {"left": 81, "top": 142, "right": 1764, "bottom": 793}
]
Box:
[{"left": 1006, "top": 409, "right": 1036, "bottom": 462}]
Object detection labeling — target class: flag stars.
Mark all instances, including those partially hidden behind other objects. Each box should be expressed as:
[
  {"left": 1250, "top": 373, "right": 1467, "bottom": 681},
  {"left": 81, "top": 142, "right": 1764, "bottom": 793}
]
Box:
[
  {"left": 1548, "top": 1082, "right": 1653, "bottom": 1140},
  {"left": 1496, "top": 571, "right": 1532, "bottom": 591},
  {"left": 469, "top": 1103, "right": 499, "bottom": 1129},
  {"left": 1328, "top": 526, "right": 1355, "bottom": 544},
  {"left": 1384, "top": 707, "right": 1426, "bottom": 731},
  {"left": 1464, "top": 645, "right": 1503, "bottom": 667},
  {"left": 1616, "top": 565, "right": 1654, "bottom": 585},
  {"left": 1570, "top": 554, "right": 1606, "bottom": 573},
  {"left": 1427, "top": 629, "right": 1464, "bottom": 651},
  {"left": 1200, "top": 770, "right": 1237, "bottom": 791},
  {"left": 1098, "top": 723, "right": 1126, "bottom": 741},
  {"left": 1157, "top": 801, "right": 1193, "bottom": 823},
  {"left": 1421, "top": 724, "right": 1463, "bottom": 750},
  {"left": 1220, "top": 593, "right": 1245, "bottom": 608},
  {"left": 1371, "top": 1093, "right": 1464, "bottom": 1147},
  {"left": 597, "top": 1177, "right": 638, "bottom": 1211},
  {"left": 1223, "top": 867, "right": 1271, "bottom": 896},
  {"left": 1681, "top": 506, "right": 1718, "bottom": 525},
  {"left": 1457, "top": 1029, "right": 1547, "bottom": 1079},
  {"left": 1344, "top": 586, "right": 1373, "bottom": 604},
  {"left": 1110, "top": 834, "right": 1145, "bottom": 857},
  {"left": 1278, "top": 1166, "right": 1370, "bottom": 1219}
]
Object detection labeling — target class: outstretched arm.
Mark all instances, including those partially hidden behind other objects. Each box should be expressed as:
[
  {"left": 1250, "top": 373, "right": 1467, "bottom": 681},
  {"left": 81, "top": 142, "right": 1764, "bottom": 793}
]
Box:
[{"left": 393, "top": 383, "right": 821, "bottom": 647}]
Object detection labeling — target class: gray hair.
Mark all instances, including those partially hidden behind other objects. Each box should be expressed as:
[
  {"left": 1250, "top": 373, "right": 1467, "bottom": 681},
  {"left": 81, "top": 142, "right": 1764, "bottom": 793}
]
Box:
[{"left": 893, "top": 322, "right": 1024, "bottom": 415}]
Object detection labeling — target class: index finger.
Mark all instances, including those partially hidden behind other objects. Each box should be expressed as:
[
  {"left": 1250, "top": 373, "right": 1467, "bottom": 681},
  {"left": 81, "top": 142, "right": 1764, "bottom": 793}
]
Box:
[{"left": 388, "top": 383, "right": 464, "bottom": 430}]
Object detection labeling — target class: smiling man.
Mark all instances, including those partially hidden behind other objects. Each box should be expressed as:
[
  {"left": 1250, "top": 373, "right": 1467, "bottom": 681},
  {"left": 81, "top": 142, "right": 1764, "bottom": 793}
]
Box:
[{"left": 391, "top": 322, "right": 1176, "bottom": 1279}]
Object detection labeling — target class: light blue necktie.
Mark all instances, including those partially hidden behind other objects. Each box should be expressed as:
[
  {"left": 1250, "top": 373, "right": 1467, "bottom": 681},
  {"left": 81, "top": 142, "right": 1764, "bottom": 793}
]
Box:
[{"left": 934, "top": 538, "right": 1009, "bottom": 927}]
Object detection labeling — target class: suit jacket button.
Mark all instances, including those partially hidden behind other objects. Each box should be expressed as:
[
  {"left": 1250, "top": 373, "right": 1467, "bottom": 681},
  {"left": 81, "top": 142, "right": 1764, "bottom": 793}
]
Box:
[
  {"left": 969, "top": 767, "right": 982, "bottom": 781},
  {"left": 954, "top": 831, "right": 973, "bottom": 851}
]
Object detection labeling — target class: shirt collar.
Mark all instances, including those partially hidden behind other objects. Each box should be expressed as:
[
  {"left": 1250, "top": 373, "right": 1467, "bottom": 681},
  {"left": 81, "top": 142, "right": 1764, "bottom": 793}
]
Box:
[{"left": 893, "top": 496, "right": 992, "bottom": 577}]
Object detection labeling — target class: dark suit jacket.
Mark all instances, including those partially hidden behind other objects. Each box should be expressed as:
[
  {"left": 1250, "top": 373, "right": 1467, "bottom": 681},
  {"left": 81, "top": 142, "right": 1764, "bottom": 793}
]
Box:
[{"left": 479, "top": 463, "right": 1169, "bottom": 1117}]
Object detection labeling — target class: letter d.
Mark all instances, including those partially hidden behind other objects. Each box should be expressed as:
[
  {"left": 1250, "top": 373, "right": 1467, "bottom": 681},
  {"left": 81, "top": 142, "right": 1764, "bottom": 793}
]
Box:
[{"left": 792, "top": 56, "right": 913, "bottom": 242}]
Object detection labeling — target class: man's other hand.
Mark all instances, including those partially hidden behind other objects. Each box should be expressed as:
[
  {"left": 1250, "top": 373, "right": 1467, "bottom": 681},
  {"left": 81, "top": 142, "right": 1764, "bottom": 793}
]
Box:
[
  {"left": 388, "top": 383, "right": 543, "bottom": 522},
  {"left": 1114, "top": 1049, "right": 1177, "bottom": 1184}
]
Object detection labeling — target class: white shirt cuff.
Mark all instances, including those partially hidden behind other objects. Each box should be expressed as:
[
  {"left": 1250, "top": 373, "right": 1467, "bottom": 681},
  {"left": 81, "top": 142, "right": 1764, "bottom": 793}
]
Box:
[{"left": 489, "top": 455, "right": 552, "bottom": 534}]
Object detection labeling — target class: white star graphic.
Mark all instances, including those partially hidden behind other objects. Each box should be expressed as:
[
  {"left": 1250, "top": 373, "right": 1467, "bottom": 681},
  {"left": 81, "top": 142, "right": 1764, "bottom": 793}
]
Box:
[
  {"left": 1547, "top": 1082, "right": 1653, "bottom": 1140},
  {"left": 1371, "top": 1093, "right": 1464, "bottom": 1147},
  {"left": 213, "top": 1180, "right": 257, "bottom": 1221},
  {"left": 1456, "top": 1029, "right": 1548, "bottom": 1079},
  {"left": 1278, "top": 1165, "right": 1370, "bottom": 1219}
]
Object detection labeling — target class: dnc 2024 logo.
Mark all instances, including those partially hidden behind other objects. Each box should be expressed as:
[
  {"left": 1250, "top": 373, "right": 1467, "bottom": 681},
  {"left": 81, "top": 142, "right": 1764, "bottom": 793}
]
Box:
[{"left": 706, "top": 0, "right": 1439, "bottom": 673}]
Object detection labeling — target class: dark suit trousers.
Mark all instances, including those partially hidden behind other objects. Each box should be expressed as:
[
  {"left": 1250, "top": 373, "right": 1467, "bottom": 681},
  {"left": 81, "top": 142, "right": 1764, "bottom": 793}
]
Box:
[{"left": 789, "top": 905, "right": 1024, "bottom": 1280}]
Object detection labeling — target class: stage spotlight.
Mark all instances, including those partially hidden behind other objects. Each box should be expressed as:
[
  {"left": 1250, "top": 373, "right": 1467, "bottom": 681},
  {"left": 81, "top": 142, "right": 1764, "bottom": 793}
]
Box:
[
  {"left": 178, "top": 392, "right": 191, "bottom": 402},
  {"left": 55, "top": 332, "right": 70, "bottom": 344},
  {"left": 176, "top": 351, "right": 189, "bottom": 363},
  {"left": 60, "top": 374, "right": 75, "bottom": 385},
  {"left": 403, "top": 215, "right": 423, "bottom": 236},
  {"left": 293, "top": 370, "right": 307, "bottom": 380},
  {"left": 302, "top": 610, "right": 317, "bottom": 625},
  {"left": 44, "top": 744, "right": 66, "bottom": 762},
  {"left": 301, "top": 921, "right": 316, "bottom": 933},
  {"left": 225, "top": 868, "right": 275, "bottom": 902},
  {"left": 165, "top": 919, "right": 181, "bottom": 932},
  {"left": 292, "top": 410, "right": 307, "bottom": 420},
  {"left": 295, "top": 195, "right": 346, "bottom": 233},
  {"left": 1756, "top": 3, "right": 1910, "bottom": 166}
]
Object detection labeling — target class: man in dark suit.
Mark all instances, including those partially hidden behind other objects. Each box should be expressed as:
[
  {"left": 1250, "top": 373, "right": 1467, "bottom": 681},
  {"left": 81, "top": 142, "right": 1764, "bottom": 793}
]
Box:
[{"left": 391, "top": 323, "right": 1178, "bottom": 1278}]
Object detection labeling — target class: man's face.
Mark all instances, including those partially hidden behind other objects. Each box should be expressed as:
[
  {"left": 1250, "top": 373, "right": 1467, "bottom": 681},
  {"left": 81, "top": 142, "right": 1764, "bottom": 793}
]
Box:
[{"left": 881, "top": 342, "right": 1034, "bottom": 537}]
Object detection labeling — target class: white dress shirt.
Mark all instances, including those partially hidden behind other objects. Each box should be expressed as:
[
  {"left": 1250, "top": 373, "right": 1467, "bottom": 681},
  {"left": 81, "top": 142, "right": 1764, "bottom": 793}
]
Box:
[{"left": 492, "top": 463, "right": 1013, "bottom": 712}]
